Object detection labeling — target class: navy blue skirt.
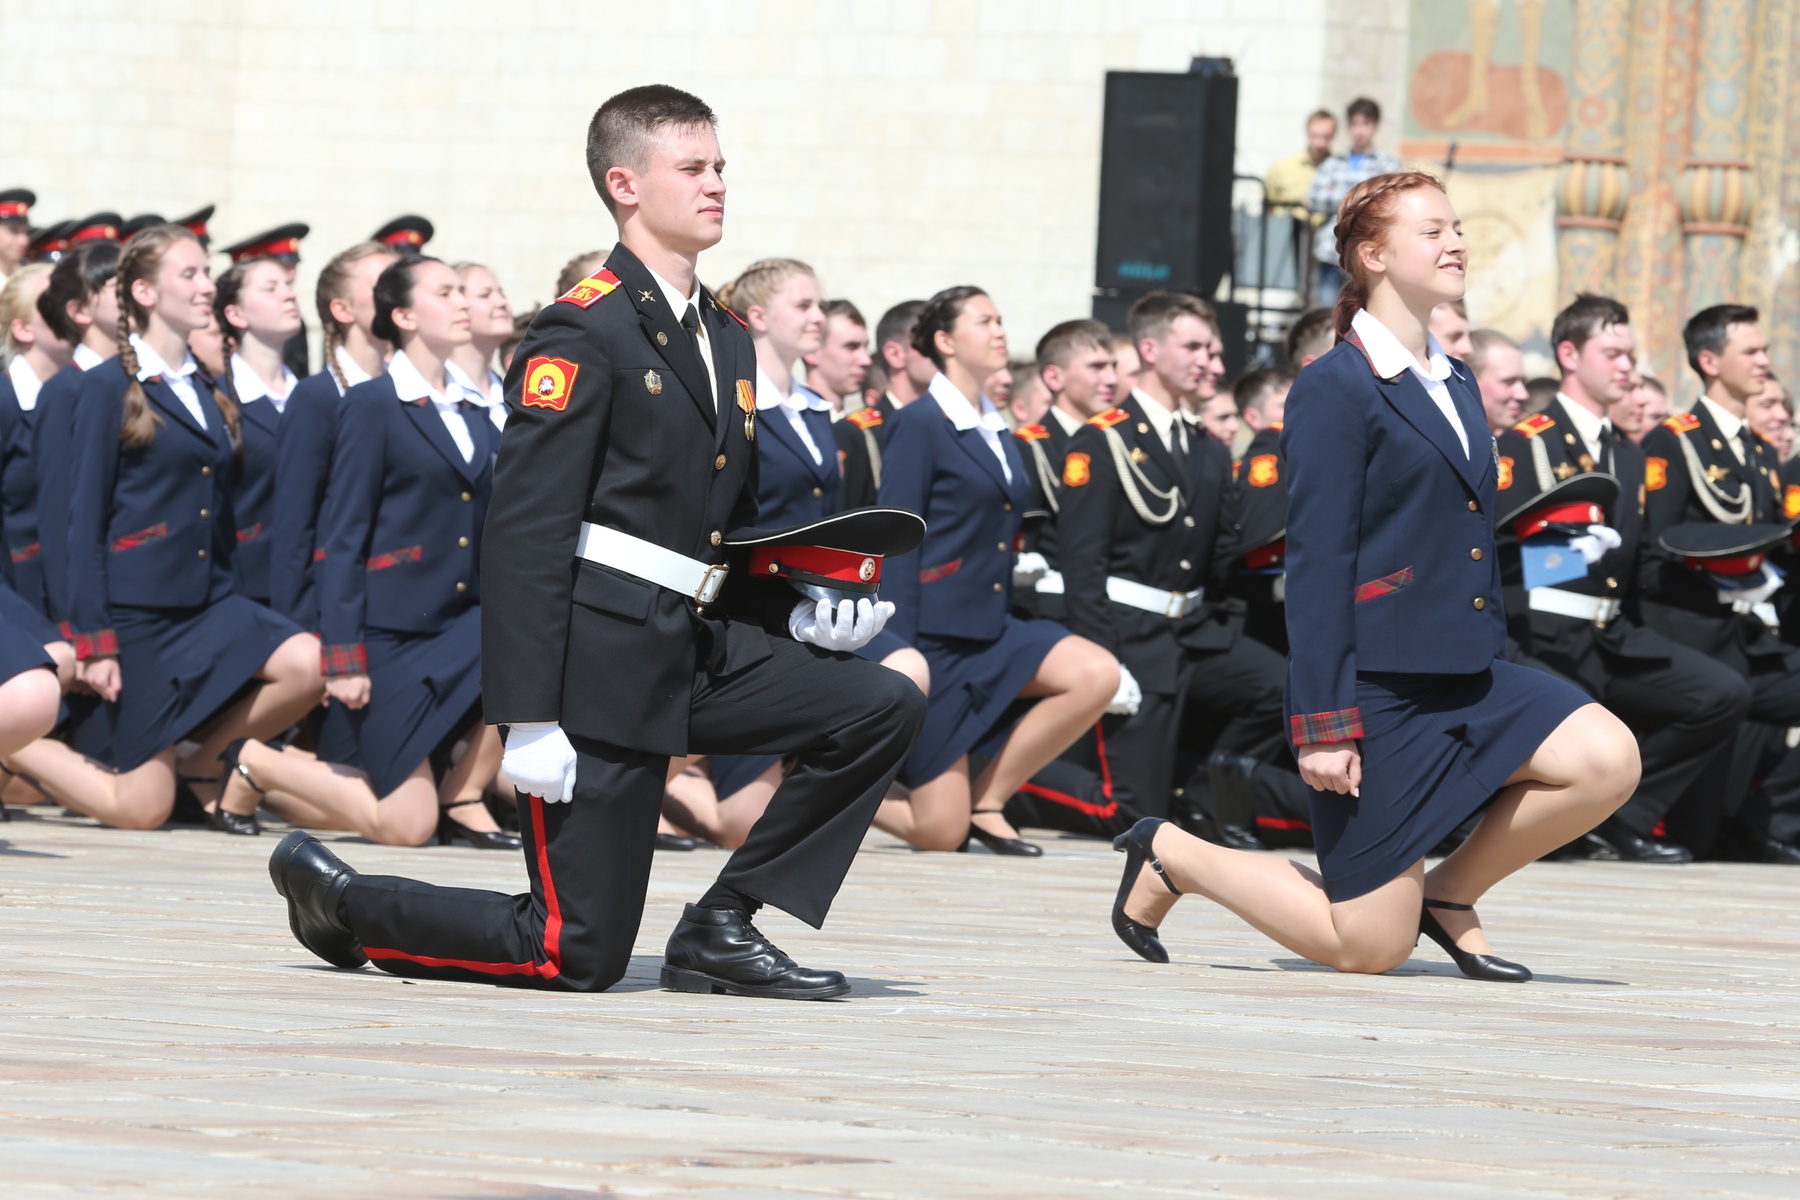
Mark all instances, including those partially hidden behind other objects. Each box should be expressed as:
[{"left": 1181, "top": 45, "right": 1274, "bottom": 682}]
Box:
[
  {"left": 1309, "top": 660, "right": 1590, "bottom": 902},
  {"left": 708, "top": 753, "right": 783, "bottom": 799},
  {"left": 111, "top": 596, "right": 301, "bottom": 771},
  {"left": 0, "top": 589, "right": 54, "bottom": 684},
  {"left": 901, "top": 616, "right": 1070, "bottom": 786},
  {"left": 853, "top": 626, "right": 911, "bottom": 665},
  {"left": 345, "top": 605, "right": 483, "bottom": 797}
]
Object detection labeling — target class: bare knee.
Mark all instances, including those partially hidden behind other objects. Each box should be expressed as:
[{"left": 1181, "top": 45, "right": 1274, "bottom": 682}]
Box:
[
  {"left": 1060, "top": 638, "right": 1120, "bottom": 703},
  {"left": 270, "top": 634, "right": 325, "bottom": 692},
  {"left": 913, "top": 825, "right": 969, "bottom": 853},
  {"left": 1574, "top": 709, "right": 1641, "bottom": 802},
  {"left": 1331, "top": 932, "right": 1416, "bottom": 976},
  {"left": 881, "top": 648, "right": 931, "bottom": 698}
]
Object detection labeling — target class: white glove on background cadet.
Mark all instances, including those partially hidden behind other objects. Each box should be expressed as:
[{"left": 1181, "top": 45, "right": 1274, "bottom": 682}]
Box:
[
  {"left": 502, "top": 721, "right": 578, "bottom": 803},
  {"left": 789, "top": 597, "right": 894, "bottom": 653},
  {"left": 1012, "top": 551, "right": 1050, "bottom": 588},
  {"left": 1568, "top": 523, "right": 1624, "bottom": 566},
  {"left": 1106, "top": 664, "right": 1143, "bottom": 716}
]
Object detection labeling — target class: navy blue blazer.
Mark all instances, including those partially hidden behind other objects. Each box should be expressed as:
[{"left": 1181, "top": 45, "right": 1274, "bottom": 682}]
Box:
[
  {"left": 0, "top": 371, "right": 46, "bottom": 612},
  {"left": 317, "top": 376, "right": 495, "bottom": 672},
  {"left": 67, "top": 359, "right": 239, "bottom": 655},
  {"left": 879, "top": 393, "right": 1032, "bottom": 645},
  {"left": 31, "top": 362, "right": 91, "bottom": 626},
  {"left": 268, "top": 370, "right": 350, "bottom": 629},
  {"left": 227, "top": 392, "right": 282, "bottom": 603},
  {"left": 755, "top": 399, "right": 839, "bottom": 527},
  {"left": 1281, "top": 332, "right": 1505, "bottom": 746}
]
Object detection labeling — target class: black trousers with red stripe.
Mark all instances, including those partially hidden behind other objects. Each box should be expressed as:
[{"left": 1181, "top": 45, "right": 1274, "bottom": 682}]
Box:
[
  {"left": 1056, "top": 686, "right": 1184, "bottom": 823},
  {"left": 340, "top": 639, "right": 927, "bottom": 992}
]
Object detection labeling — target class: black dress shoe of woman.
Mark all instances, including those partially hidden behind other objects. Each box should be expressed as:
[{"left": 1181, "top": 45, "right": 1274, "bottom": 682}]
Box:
[
  {"left": 656, "top": 831, "right": 700, "bottom": 851},
  {"left": 437, "top": 799, "right": 524, "bottom": 850},
  {"left": 968, "top": 810, "right": 1043, "bottom": 856},
  {"left": 1418, "top": 899, "right": 1531, "bottom": 982},
  {"left": 1111, "top": 817, "right": 1181, "bottom": 963},
  {"left": 203, "top": 739, "right": 263, "bottom": 836}
]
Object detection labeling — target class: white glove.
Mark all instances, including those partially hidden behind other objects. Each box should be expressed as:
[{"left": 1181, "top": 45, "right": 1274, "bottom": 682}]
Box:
[
  {"left": 1012, "top": 551, "right": 1049, "bottom": 588},
  {"left": 1568, "top": 524, "right": 1624, "bottom": 566},
  {"left": 789, "top": 597, "right": 894, "bottom": 653},
  {"left": 502, "top": 721, "right": 578, "bottom": 803},
  {"left": 1725, "top": 562, "right": 1785, "bottom": 608},
  {"left": 1106, "top": 664, "right": 1142, "bottom": 716}
]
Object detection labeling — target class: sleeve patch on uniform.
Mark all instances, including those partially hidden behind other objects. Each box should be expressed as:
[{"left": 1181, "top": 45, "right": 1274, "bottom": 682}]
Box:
[
  {"left": 1515, "top": 414, "right": 1555, "bottom": 438},
  {"left": 1663, "top": 412, "right": 1701, "bottom": 434},
  {"left": 1496, "top": 455, "right": 1513, "bottom": 490},
  {"left": 847, "top": 408, "right": 883, "bottom": 429},
  {"left": 522, "top": 356, "right": 580, "bottom": 411},
  {"left": 1645, "top": 456, "right": 1668, "bottom": 491},
  {"left": 1785, "top": 485, "right": 1800, "bottom": 520},
  {"left": 557, "top": 269, "right": 620, "bottom": 308},
  {"left": 1063, "top": 452, "right": 1092, "bottom": 487},
  {"left": 1246, "top": 454, "right": 1279, "bottom": 487}
]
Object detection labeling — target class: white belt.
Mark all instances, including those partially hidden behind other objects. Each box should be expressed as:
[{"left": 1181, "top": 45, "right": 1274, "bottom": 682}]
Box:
[
  {"left": 1107, "top": 576, "right": 1204, "bottom": 618},
  {"left": 574, "top": 522, "right": 729, "bottom": 605},
  {"left": 1033, "top": 570, "right": 1065, "bottom": 595},
  {"left": 1528, "top": 587, "right": 1621, "bottom": 625}
]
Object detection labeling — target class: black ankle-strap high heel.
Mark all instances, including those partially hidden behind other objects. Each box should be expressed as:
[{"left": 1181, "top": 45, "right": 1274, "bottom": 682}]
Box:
[
  {"left": 1418, "top": 898, "right": 1531, "bottom": 982},
  {"left": 1110, "top": 817, "right": 1181, "bottom": 963},
  {"left": 437, "top": 799, "right": 523, "bottom": 850},
  {"left": 206, "top": 739, "right": 264, "bottom": 837}
]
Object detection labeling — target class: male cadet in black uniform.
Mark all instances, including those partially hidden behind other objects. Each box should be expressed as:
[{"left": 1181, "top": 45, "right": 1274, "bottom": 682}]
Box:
[
  {"left": 1494, "top": 294, "right": 1750, "bottom": 864},
  {"left": 1640, "top": 304, "right": 1800, "bottom": 863},
  {"left": 269, "top": 85, "right": 927, "bottom": 997},
  {"left": 833, "top": 300, "right": 930, "bottom": 510},
  {"left": 1226, "top": 367, "right": 1294, "bottom": 653}
]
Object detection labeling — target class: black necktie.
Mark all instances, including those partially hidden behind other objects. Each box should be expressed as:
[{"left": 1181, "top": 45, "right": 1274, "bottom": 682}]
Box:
[{"left": 679, "top": 304, "right": 711, "bottom": 404}]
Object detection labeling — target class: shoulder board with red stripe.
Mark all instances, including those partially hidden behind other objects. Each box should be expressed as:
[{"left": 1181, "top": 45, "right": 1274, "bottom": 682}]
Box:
[
  {"left": 1087, "top": 407, "right": 1130, "bottom": 429},
  {"left": 847, "top": 408, "right": 883, "bottom": 430},
  {"left": 1015, "top": 422, "right": 1050, "bottom": 441},
  {"left": 1267, "top": 419, "right": 1283, "bottom": 432},
  {"left": 712, "top": 295, "right": 748, "bottom": 329},
  {"left": 1514, "top": 414, "right": 1555, "bottom": 438},
  {"left": 557, "top": 269, "right": 621, "bottom": 308},
  {"left": 1663, "top": 412, "right": 1702, "bottom": 435}
]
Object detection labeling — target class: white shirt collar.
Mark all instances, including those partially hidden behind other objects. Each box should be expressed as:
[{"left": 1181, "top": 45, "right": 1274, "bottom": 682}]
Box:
[
  {"left": 1698, "top": 395, "right": 1746, "bottom": 441},
  {"left": 1132, "top": 388, "right": 1184, "bottom": 449},
  {"left": 1049, "top": 405, "right": 1084, "bottom": 436},
  {"left": 446, "top": 358, "right": 504, "bottom": 407},
  {"left": 129, "top": 333, "right": 198, "bottom": 384},
  {"left": 334, "top": 344, "right": 376, "bottom": 392},
  {"left": 756, "top": 367, "right": 832, "bottom": 413},
  {"left": 645, "top": 265, "right": 699, "bottom": 321},
  {"left": 1351, "top": 308, "right": 1453, "bottom": 383},
  {"left": 388, "top": 348, "right": 463, "bottom": 406},
  {"left": 1556, "top": 391, "right": 1611, "bottom": 450},
  {"left": 73, "top": 343, "right": 106, "bottom": 372},
  {"left": 6, "top": 355, "right": 46, "bottom": 412},
  {"left": 928, "top": 372, "right": 1008, "bottom": 433},
  {"left": 229, "top": 353, "right": 297, "bottom": 407}
]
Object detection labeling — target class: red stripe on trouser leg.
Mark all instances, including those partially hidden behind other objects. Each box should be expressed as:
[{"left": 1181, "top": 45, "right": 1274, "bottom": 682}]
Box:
[
  {"left": 1256, "top": 816, "right": 1313, "bottom": 831},
  {"left": 361, "top": 947, "right": 546, "bottom": 975},
  {"left": 530, "top": 794, "right": 564, "bottom": 975},
  {"left": 1093, "top": 722, "right": 1114, "bottom": 799},
  {"left": 1016, "top": 781, "right": 1118, "bottom": 819}
]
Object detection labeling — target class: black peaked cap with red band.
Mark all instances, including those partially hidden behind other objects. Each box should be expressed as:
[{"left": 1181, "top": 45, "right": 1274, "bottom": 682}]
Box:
[
  {"left": 0, "top": 188, "right": 35, "bottom": 225},
  {"left": 121, "top": 213, "right": 166, "bottom": 239},
  {"left": 372, "top": 214, "right": 434, "bottom": 250},
  {"left": 1659, "top": 522, "right": 1793, "bottom": 577},
  {"left": 1497, "top": 471, "right": 1620, "bottom": 531},
  {"left": 172, "top": 204, "right": 215, "bottom": 246},
  {"left": 25, "top": 219, "right": 74, "bottom": 262},
  {"left": 725, "top": 507, "right": 925, "bottom": 606},
  {"left": 68, "top": 212, "right": 123, "bottom": 245},
  {"left": 222, "top": 222, "right": 309, "bottom": 265}
]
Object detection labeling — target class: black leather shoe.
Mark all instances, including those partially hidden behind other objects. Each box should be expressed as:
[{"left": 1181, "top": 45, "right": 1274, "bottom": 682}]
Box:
[
  {"left": 1111, "top": 817, "right": 1180, "bottom": 963},
  {"left": 268, "top": 831, "right": 366, "bottom": 969},
  {"left": 656, "top": 831, "right": 700, "bottom": 852},
  {"left": 437, "top": 799, "right": 523, "bottom": 850},
  {"left": 1418, "top": 900, "right": 1530, "bottom": 982},
  {"left": 1584, "top": 817, "right": 1693, "bottom": 864},
  {"left": 203, "top": 739, "right": 263, "bottom": 837},
  {"left": 1746, "top": 833, "right": 1800, "bottom": 865},
  {"left": 967, "top": 811, "right": 1043, "bottom": 856},
  {"left": 660, "top": 903, "right": 850, "bottom": 999}
]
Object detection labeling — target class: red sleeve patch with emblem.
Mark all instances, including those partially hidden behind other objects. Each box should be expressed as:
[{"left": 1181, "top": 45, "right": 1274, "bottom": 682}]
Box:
[
  {"left": 523, "top": 356, "right": 580, "bottom": 411},
  {"left": 1496, "top": 455, "right": 1514, "bottom": 490},
  {"left": 1645, "top": 456, "right": 1668, "bottom": 491},
  {"left": 1246, "top": 454, "right": 1279, "bottom": 487},
  {"left": 1063, "top": 452, "right": 1091, "bottom": 487},
  {"left": 1785, "top": 485, "right": 1800, "bottom": 520}
]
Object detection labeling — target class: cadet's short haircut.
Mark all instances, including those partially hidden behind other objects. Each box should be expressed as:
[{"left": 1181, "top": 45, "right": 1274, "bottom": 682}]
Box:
[
  {"left": 1347, "top": 96, "right": 1381, "bottom": 124},
  {"left": 1524, "top": 376, "right": 1561, "bottom": 413},
  {"left": 1636, "top": 375, "right": 1667, "bottom": 398},
  {"left": 1035, "top": 318, "right": 1113, "bottom": 373},
  {"left": 586, "top": 85, "right": 717, "bottom": 215},
  {"left": 1283, "top": 307, "right": 1334, "bottom": 367},
  {"left": 911, "top": 286, "right": 988, "bottom": 369},
  {"left": 1683, "top": 303, "right": 1761, "bottom": 378},
  {"left": 1438, "top": 298, "right": 1467, "bottom": 319},
  {"left": 1233, "top": 366, "right": 1294, "bottom": 416},
  {"left": 1466, "top": 328, "right": 1518, "bottom": 378},
  {"left": 823, "top": 298, "right": 865, "bottom": 328},
  {"left": 1127, "top": 290, "right": 1215, "bottom": 346},
  {"left": 555, "top": 250, "right": 606, "bottom": 298},
  {"left": 875, "top": 299, "right": 926, "bottom": 354},
  {"left": 1550, "top": 293, "right": 1630, "bottom": 364}
]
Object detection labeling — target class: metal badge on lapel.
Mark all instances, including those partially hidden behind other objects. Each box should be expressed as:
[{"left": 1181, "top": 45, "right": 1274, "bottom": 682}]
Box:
[
  {"left": 736, "top": 379, "right": 756, "bottom": 441},
  {"left": 644, "top": 370, "right": 663, "bottom": 395}
]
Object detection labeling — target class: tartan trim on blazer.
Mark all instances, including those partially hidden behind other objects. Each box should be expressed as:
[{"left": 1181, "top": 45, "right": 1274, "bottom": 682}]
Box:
[
  {"left": 1290, "top": 708, "right": 1364, "bottom": 747},
  {"left": 72, "top": 628, "right": 119, "bottom": 660},
  {"left": 9, "top": 541, "right": 40, "bottom": 564},
  {"left": 918, "top": 558, "right": 963, "bottom": 584},
  {"left": 235, "top": 522, "right": 263, "bottom": 544},
  {"left": 109, "top": 523, "right": 169, "bottom": 552},
  {"left": 366, "top": 544, "right": 423, "bottom": 571},
  {"left": 1354, "top": 565, "right": 1413, "bottom": 603},
  {"left": 321, "top": 642, "right": 367, "bottom": 676},
  {"left": 57, "top": 621, "right": 74, "bottom": 640},
  {"left": 1342, "top": 329, "right": 1400, "bottom": 381},
  {"left": 312, "top": 548, "right": 327, "bottom": 562}
]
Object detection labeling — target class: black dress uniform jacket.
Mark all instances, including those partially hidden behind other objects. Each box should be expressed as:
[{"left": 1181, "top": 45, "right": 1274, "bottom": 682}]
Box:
[
  {"left": 1228, "top": 421, "right": 1289, "bottom": 651},
  {"left": 832, "top": 395, "right": 894, "bottom": 512}
]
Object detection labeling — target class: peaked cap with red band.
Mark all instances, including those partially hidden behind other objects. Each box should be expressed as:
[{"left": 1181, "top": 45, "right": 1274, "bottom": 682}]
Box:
[
  {"left": 68, "top": 212, "right": 123, "bottom": 245},
  {"left": 1496, "top": 470, "right": 1619, "bottom": 530},
  {"left": 173, "top": 204, "right": 215, "bottom": 246},
  {"left": 222, "top": 222, "right": 310, "bottom": 265},
  {"left": 0, "top": 188, "right": 35, "bottom": 224},
  {"left": 1659, "top": 522, "right": 1793, "bottom": 577},
  {"left": 725, "top": 507, "right": 925, "bottom": 607},
  {"left": 372, "top": 214, "right": 434, "bottom": 249}
]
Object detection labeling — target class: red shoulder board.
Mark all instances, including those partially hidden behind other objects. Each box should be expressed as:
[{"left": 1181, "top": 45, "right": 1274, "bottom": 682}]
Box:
[
  {"left": 557, "top": 269, "right": 621, "bottom": 308},
  {"left": 1663, "top": 412, "right": 1702, "bottom": 434},
  {"left": 1087, "top": 407, "right": 1130, "bottom": 430},
  {"left": 1514, "top": 414, "right": 1555, "bottom": 438},
  {"left": 1016, "top": 422, "right": 1050, "bottom": 441},
  {"left": 847, "top": 408, "right": 883, "bottom": 430},
  {"left": 1267, "top": 420, "right": 1283, "bottom": 432}
]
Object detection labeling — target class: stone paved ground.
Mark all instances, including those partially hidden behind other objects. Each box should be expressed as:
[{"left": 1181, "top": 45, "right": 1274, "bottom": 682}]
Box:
[{"left": 3, "top": 806, "right": 1798, "bottom": 1198}]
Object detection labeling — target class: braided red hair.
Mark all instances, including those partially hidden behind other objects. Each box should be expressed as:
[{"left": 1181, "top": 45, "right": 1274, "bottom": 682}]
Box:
[{"left": 1329, "top": 171, "right": 1448, "bottom": 343}]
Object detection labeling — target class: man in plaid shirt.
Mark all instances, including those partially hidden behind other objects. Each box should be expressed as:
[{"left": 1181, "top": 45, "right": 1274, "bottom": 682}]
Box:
[{"left": 1307, "top": 97, "right": 1401, "bottom": 301}]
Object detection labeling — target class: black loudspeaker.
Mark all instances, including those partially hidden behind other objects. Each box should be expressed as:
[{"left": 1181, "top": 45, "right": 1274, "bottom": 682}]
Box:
[{"left": 1094, "top": 68, "right": 1238, "bottom": 299}]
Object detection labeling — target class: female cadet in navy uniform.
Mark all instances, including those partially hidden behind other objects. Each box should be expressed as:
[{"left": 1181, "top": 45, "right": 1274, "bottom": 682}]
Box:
[
  {"left": 448, "top": 261, "right": 511, "bottom": 432},
  {"left": 268, "top": 240, "right": 397, "bottom": 632},
  {"left": 0, "top": 582, "right": 62, "bottom": 794},
  {"left": 213, "top": 254, "right": 302, "bottom": 605},
  {"left": 39, "top": 224, "right": 324, "bottom": 832},
  {"left": 877, "top": 286, "right": 1119, "bottom": 855},
  {"left": 1, "top": 264, "right": 71, "bottom": 615},
  {"left": 1108, "top": 173, "right": 1639, "bottom": 982},
  {"left": 216, "top": 255, "right": 516, "bottom": 850}
]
